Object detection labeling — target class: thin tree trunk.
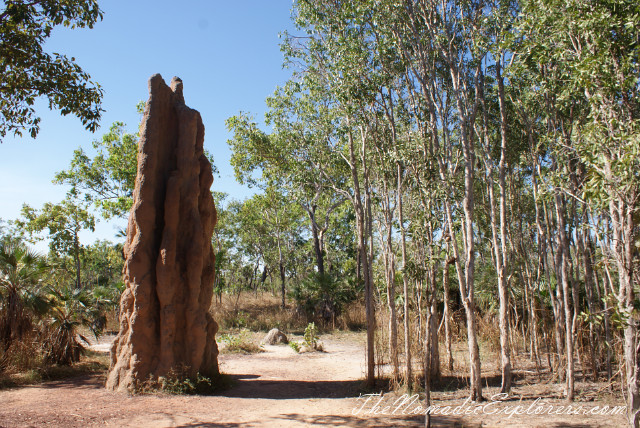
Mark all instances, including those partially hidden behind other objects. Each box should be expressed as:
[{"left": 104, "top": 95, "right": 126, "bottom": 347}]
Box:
[
  {"left": 310, "top": 213, "right": 325, "bottom": 276},
  {"left": 379, "top": 178, "right": 399, "bottom": 382},
  {"left": 443, "top": 245, "right": 454, "bottom": 372},
  {"left": 610, "top": 198, "right": 640, "bottom": 426},
  {"left": 279, "top": 260, "right": 286, "bottom": 309},
  {"left": 348, "top": 125, "right": 376, "bottom": 388},
  {"left": 495, "top": 59, "right": 512, "bottom": 393},
  {"left": 555, "top": 192, "right": 574, "bottom": 400},
  {"left": 397, "top": 162, "right": 412, "bottom": 388}
]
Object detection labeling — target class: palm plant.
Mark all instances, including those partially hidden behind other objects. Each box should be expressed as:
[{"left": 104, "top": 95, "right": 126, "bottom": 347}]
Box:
[
  {"left": 41, "top": 284, "right": 98, "bottom": 365},
  {"left": 0, "top": 242, "right": 49, "bottom": 349},
  {"left": 0, "top": 242, "right": 49, "bottom": 370}
]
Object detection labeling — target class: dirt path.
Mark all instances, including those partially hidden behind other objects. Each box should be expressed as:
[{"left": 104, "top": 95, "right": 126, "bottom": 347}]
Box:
[
  {"left": 0, "top": 333, "right": 413, "bottom": 427},
  {"left": 0, "top": 332, "right": 626, "bottom": 427}
]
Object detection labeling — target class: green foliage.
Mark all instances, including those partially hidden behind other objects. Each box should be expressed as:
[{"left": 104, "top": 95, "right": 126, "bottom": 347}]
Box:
[
  {"left": 303, "top": 322, "right": 317, "bottom": 348},
  {"left": 138, "top": 368, "right": 230, "bottom": 395},
  {"left": 38, "top": 281, "right": 113, "bottom": 365},
  {"left": 225, "top": 311, "right": 250, "bottom": 329},
  {"left": 18, "top": 194, "right": 95, "bottom": 290},
  {"left": 0, "top": 238, "right": 120, "bottom": 371},
  {"left": 0, "top": 241, "right": 48, "bottom": 357},
  {"left": 289, "top": 340, "right": 300, "bottom": 352},
  {"left": 219, "top": 331, "right": 263, "bottom": 354},
  {"left": 18, "top": 195, "right": 95, "bottom": 259},
  {"left": 580, "top": 294, "right": 639, "bottom": 333},
  {"left": 0, "top": 0, "right": 103, "bottom": 141},
  {"left": 80, "top": 240, "right": 124, "bottom": 290},
  {"left": 54, "top": 122, "right": 138, "bottom": 219},
  {"left": 289, "top": 323, "right": 320, "bottom": 353},
  {"left": 515, "top": 0, "right": 640, "bottom": 208},
  {"left": 291, "top": 273, "right": 357, "bottom": 325}
]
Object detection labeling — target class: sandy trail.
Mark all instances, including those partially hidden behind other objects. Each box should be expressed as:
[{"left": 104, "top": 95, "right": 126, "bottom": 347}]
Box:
[
  {"left": 0, "top": 333, "right": 419, "bottom": 427},
  {"left": 0, "top": 332, "right": 625, "bottom": 427}
]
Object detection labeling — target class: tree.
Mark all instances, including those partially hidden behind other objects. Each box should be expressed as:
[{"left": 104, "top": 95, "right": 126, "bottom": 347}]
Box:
[
  {"left": 514, "top": 0, "right": 640, "bottom": 420},
  {"left": 55, "top": 122, "right": 138, "bottom": 219},
  {"left": 0, "top": 0, "right": 104, "bottom": 141},
  {"left": 238, "top": 188, "right": 305, "bottom": 308},
  {"left": 227, "top": 112, "right": 347, "bottom": 277},
  {"left": 18, "top": 194, "right": 95, "bottom": 289}
]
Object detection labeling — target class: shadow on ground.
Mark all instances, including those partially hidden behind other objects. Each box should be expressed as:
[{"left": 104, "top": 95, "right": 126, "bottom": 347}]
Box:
[
  {"left": 171, "top": 413, "right": 467, "bottom": 427},
  {"left": 223, "top": 375, "right": 362, "bottom": 399}
]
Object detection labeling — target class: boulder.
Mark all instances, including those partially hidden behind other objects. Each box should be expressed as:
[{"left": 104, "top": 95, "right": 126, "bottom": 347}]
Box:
[{"left": 261, "top": 328, "right": 289, "bottom": 345}]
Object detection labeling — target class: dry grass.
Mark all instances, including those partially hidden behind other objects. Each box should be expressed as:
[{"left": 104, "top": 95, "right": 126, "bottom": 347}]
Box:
[
  {"left": 0, "top": 337, "right": 43, "bottom": 373},
  {"left": 339, "top": 300, "right": 367, "bottom": 331},
  {"left": 211, "top": 292, "right": 307, "bottom": 333},
  {"left": 0, "top": 349, "right": 109, "bottom": 389},
  {"left": 210, "top": 291, "right": 367, "bottom": 334},
  {"left": 218, "top": 330, "right": 264, "bottom": 354},
  {"left": 372, "top": 304, "right": 627, "bottom": 407}
]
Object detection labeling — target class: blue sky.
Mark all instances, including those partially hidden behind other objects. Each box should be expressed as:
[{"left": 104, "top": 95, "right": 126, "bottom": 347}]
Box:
[{"left": 0, "top": 0, "right": 297, "bottom": 250}]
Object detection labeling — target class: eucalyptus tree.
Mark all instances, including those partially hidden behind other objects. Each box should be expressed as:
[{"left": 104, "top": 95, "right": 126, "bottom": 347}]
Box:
[
  {"left": 237, "top": 188, "right": 305, "bottom": 308},
  {"left": 471, "top": 0, "right": 522, "bottom": 393},
  {"left": 277, "top": 0, "right": 388, "bottom": 387},
  {"left": 227, "top": 104, "right": 346, "bottom": 277},
  {"left": 387, "top": 0, "right": 491, "bottom": 400},
  {"left": 507, "top": 51, "right": 568, "bottom": 377},
  {"left": 213, "top": 198, "right": 263, "bottom": 299},
  {"left": 515, "top": 0, "right": 640, "bottom": 415}
]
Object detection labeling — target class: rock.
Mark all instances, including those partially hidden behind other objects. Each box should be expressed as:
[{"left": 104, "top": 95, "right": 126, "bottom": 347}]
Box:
[
  {"left": 299, "top": 344, "right": 312, "bottom": 353},
  {"left": 106, "top": 74, "right": 219, "bottom": 392},
  {"left": 261, "top": 328, "right": 288, "bottom": 345}
]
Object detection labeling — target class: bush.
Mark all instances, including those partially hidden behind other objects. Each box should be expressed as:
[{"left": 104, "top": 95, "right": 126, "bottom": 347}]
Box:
[
  {"left": 219, "top": 331, "right": 263, "bottom": 354},
  {"left": 291, "top": 273, "right": 357, "bottom": 326},
  {"left": 303, "top": 322, "right": 318, "bottom": 348},
  {"left": 135, "top": 366, "right": 233, "bottom": 395},
  {"left": 289, "top": 341, "right": 301, "bottom": 352},
  {"left": 290, "top": 322, "right": 323, "bottom": 353}
]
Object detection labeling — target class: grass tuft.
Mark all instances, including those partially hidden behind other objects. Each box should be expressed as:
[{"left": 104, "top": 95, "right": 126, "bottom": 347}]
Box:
[{"left": 219, "top": 331, "right": 264, "bottom": 354}]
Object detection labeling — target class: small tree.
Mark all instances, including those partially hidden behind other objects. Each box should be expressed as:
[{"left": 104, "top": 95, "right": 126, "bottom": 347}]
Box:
[
  {"left": 19, "top": 194, "right": 95, "bottom": 289},
  {"left": 54, "top": 122, "right": 138, "bottom": 219}
]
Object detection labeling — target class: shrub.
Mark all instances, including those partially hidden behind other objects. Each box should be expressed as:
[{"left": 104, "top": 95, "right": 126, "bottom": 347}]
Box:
[
  {"left": 291, "top": 273, "right": 357, "bottom": 326},
  {"left": 303, "top": 322, "right": 318, "bottom": 348},
  {"left": 135, "top": 366, "right": 233, "bottom": 395},
  {"left": 219, "top": 331, "right": 263, "bottom": 354}
]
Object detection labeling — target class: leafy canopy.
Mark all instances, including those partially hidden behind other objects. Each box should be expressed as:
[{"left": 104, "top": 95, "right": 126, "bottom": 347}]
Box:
[
  {"left": 18, "top": 195, "right": 95, "bottom": 258},
  {"left": 0, "top": 0, "right": 104, "bottom": 141},
  {"left": 54, "top": 122, "right": 138, "bottom": 219}
]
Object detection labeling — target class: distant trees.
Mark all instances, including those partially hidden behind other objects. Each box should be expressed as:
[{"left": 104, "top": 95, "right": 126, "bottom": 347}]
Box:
[
  {"left": 19, "top": 195, "right": 95, "bottom": 290},
  {"left": 0, "top": 0, "right": 104, "bottom": 141}
]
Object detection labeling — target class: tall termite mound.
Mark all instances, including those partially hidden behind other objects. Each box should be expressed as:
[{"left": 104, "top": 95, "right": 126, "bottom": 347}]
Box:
[{"left": 106, "top": 74, "right": 219, "bottom": 392}]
